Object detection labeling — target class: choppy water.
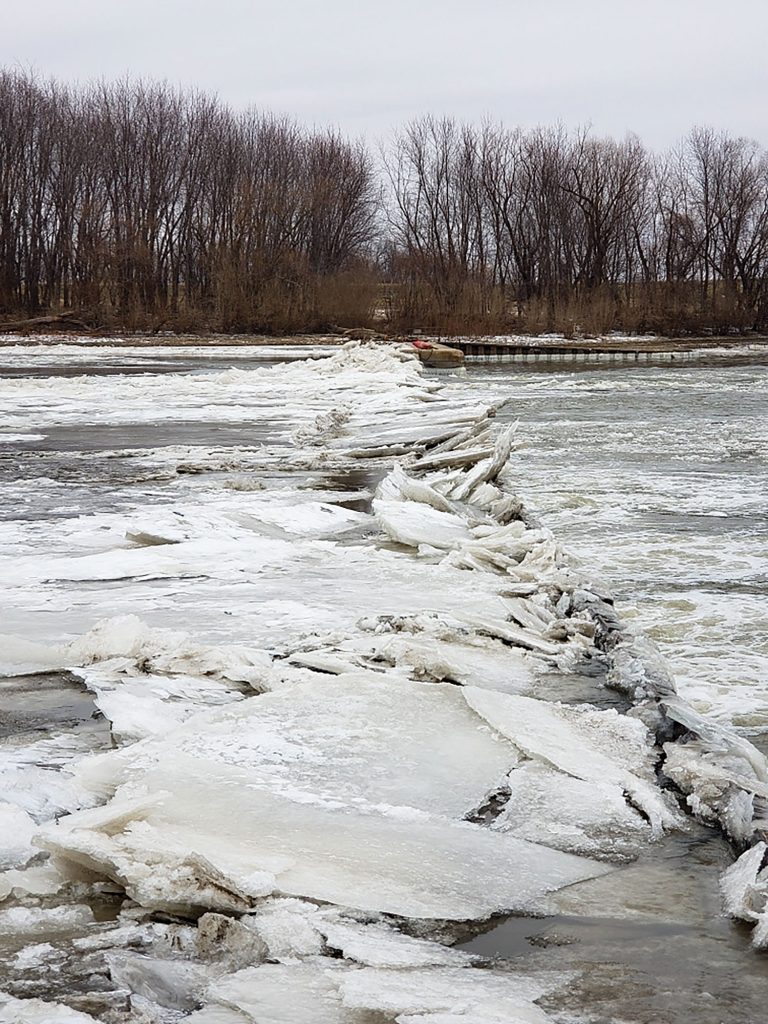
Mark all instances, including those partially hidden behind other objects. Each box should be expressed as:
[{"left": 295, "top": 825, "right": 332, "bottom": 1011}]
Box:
[{"left": 460, "top": 359, "right": 768, "bottom": 743}]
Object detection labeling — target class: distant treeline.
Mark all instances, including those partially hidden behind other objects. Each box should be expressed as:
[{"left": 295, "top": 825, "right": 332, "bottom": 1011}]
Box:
[{"left": 2, "top": 70, "right": 768, "bottom": 336}]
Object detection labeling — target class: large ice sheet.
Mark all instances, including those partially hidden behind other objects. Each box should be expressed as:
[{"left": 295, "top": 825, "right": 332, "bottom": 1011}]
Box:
[
  {"left": 74, "top": 674, "right": 517, "bottom": 816},
  {"left": 0, "top": 514, "right": 517, "bottom": 660},
  {"left": 40, "top": 768, "right": 611, "bottom": 919},
  {"left": 335, "top": 964, "right": 568, "bottom": 1019},
  {"left": 201, "top": 961, "right": 565, "bottom": 1024}
]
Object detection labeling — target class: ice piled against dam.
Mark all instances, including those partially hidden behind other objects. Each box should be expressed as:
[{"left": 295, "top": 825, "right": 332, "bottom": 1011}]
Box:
[{"left": 1, "top": 341, "right": 768, "bottom": 1022}]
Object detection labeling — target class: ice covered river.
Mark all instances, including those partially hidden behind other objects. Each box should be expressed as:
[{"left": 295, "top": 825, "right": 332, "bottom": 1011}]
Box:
[
  {"left": 9, "top": 345, "right": 760, "bottom": 738},
  {"left": 0, "top": 341, "right": 767, "bottom": 1023}
]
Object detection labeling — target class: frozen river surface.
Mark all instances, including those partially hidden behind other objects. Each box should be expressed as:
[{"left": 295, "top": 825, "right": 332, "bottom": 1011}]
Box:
[{"left": 0, "top": 342, "right": 767, "bottom": 1023}]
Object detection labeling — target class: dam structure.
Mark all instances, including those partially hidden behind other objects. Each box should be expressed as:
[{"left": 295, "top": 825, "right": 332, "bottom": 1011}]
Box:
[{"left": 445, "top": 334, "right": 768, "bottom": 365}]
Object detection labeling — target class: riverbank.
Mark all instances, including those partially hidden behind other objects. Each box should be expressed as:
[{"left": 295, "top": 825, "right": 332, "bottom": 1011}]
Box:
[
  {"left": 2, "top": 329, "right": 768, "bottom": 352},
  {"left": 0, "top": 343, "right": 766, "bottom": 1022}
]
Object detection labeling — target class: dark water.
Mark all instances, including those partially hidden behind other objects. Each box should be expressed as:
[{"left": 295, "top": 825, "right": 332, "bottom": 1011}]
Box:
[
  {"left": 0, "top": 343, "right": 333, "bottom": 380},
  {"left": 0, "top": 672, "right": 98, "bottom": 738},
  {"left": 460, "top": 828, "right": 768, "bottom": 1024},
  {"left": 3, "top": 421, "right": 289, "bottom": 453}
]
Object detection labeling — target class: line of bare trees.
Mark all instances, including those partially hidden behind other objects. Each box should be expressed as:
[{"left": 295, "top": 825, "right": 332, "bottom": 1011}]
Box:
[
  {"left": 2, "top": 70, "right": 768, "bottom": 336},
  {"left": 0, "top": 71, "right": 378, "bottom": 332},
  {"left": 385, "top": 118, "right": 768, "bottom": 334}
]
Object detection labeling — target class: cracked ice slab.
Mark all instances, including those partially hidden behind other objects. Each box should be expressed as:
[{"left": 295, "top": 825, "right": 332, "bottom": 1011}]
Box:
[
  {"left": 492, "top": 762, "right": 651, "bottom": 859},
  {"left": 40, "top": 767, "right": 611, "bottom": 919},
  {"left": 199, "top": 961, "right": 570, "bottom": 1024},
  {"left": 72, "top": 675, "right": 520, "bottom": 818},
  {"left": 313, "top": 915, "right": 476, "bottom": 967},
  {"left": 461, "top": 688, "right": 681, "bottom": 836}
]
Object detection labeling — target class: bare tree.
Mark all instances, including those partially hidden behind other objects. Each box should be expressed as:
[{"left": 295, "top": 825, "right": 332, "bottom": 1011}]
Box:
[{"left": 2, "top": 69, "right": 768, "bottom": 334}]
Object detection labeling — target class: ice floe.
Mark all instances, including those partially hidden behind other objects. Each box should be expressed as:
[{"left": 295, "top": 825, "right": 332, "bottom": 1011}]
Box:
[{"left": 39, "top": 774, "right": 610, "bottom": 919}]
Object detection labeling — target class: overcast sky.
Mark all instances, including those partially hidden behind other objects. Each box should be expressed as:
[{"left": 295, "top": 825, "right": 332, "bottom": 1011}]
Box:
[{"left": 3, "top": 0, "right": 766, "bottom": 150}]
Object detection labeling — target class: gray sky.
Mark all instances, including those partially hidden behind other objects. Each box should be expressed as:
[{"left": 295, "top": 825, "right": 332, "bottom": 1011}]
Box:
[{"left": 3, "top": 0, "right": 766, "bottom": 149}]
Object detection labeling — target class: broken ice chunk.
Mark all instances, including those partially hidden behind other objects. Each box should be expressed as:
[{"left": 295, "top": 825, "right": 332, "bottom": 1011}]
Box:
[
  {"left": 0, "top": 994, "right": 99, "bottom": 1023},
  {"left": 0, "top": 862, "right": 65, "bottom": 902},
  {"left": 242, "top": 899, "right": 325, "bottom": 961},
  {"left": 720, "top": 842, "right": 768, "bottom": 947},
  {"left": 0, "top": 804, "right": 37, "bottom": 870},
  {"left": 105, "top": 950, "right": 214, "bottom": 1011},
  {"left": 0, "top": 904, "right": 94, "bottom": 938},
  {"left": 462, "top": 689, "right": 680, "bottom": 836},
  {"left": 373, "top": 499, "right": 471, "bottom": 550},
  {"left": 315, "top": 913, "right": 476, "bottom": 967},
  {"left": 494, "top": 762, "right": 650, "bottom": 860},
  {"left": 355, "top": 631, "right": 536, "bottom": 694}
]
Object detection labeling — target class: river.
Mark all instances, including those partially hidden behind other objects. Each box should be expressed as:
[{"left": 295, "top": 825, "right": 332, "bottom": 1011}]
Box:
[{"left": 0, "top": 342, "right": 766, "bottom": 1023}]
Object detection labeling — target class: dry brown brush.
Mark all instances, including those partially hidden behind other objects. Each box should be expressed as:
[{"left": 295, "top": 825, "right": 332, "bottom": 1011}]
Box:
[{"left": 1, "top": 71, "right": 768, "bottom": 336}]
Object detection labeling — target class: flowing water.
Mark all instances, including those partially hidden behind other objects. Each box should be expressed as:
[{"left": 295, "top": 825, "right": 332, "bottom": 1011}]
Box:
[
  {"left": 462, "top": 357, "right": 768, "bottom": 746},
  {"left": 456, "top": 356, "right": 768, "bottom": 1021}
]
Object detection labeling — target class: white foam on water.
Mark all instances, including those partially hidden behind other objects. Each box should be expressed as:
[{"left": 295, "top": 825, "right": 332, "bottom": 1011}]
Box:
[{"left": 463, "top": 361, "right": 768, "bottom": 736}]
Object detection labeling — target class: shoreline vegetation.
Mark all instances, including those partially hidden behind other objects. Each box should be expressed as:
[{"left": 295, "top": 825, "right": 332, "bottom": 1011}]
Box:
[{"left": 3, "top": 71, "right": 768, "bottom": 338}]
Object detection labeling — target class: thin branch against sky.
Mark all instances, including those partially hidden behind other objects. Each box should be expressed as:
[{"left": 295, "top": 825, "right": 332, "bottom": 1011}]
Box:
[{"left": 1, "top": 0, "right": 766, "bottom": 148}]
